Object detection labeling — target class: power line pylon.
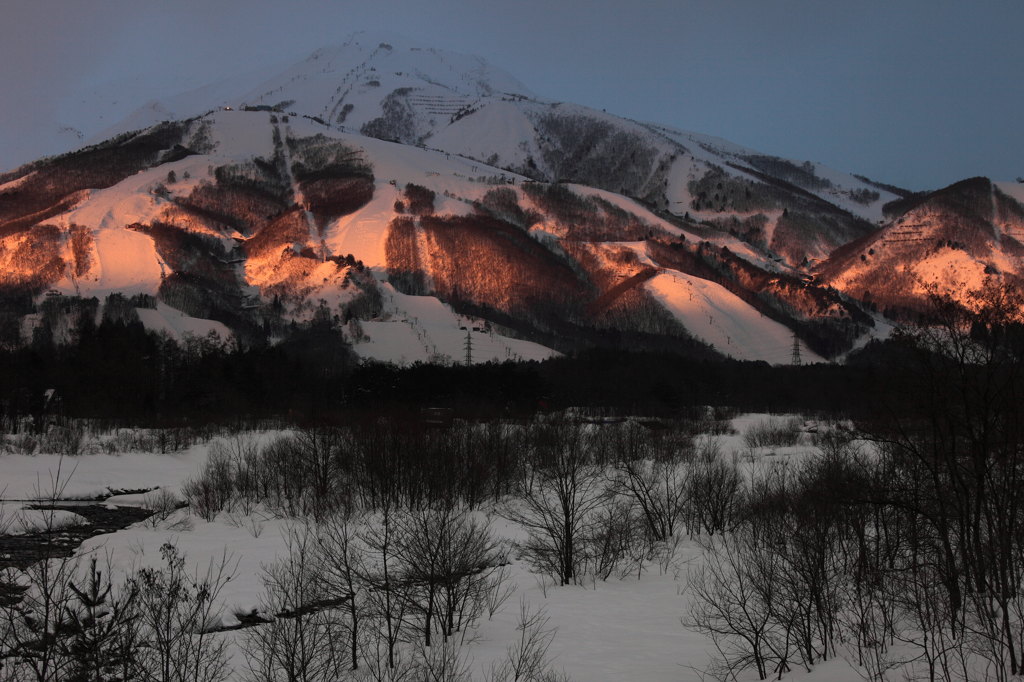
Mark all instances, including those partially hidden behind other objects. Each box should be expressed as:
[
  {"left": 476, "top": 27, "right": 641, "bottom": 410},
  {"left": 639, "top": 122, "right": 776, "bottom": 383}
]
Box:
[{"left": 464, "top": 327, "right": 473, "bottom": 365}]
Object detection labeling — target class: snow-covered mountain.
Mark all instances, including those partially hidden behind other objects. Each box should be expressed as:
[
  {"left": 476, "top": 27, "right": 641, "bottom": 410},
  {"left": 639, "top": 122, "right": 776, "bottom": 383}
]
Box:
[
  {"left": 818, "top": 178, "right": 1024, "bottom": 316},
  {"left": 2, "top": 33, "right": 1020, "bottom": 365}
]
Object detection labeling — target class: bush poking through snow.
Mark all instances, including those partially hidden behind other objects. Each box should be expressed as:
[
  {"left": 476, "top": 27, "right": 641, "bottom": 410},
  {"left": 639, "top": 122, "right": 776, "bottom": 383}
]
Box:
[
  {"left": 410, "top": 638, "right": 472, "bottom": 682},
  {"left": 486, "top": 600, "right": 570, "bottom": 682},
  {"left": 742, "top": 416, "right": 802, "bottom": 449},
  {"left": 143, "top": 487, "right": 182, "bottom": 527},
  {"left": 133, "top": 542, "right": 234, "bottom": 681},
  {"left": 181, "top": 445, "right": 235, "bottom": 521},
  {"left": 39, "top": 425, "right": 85, "bottom": 456}
]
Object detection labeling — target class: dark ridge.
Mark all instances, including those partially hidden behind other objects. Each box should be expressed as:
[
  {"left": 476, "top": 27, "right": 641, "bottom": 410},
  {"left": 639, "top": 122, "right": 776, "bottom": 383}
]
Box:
[
  {"left": 881, "top": 176, "right": 991, "bottom": 219},
  {"left": 852, "top": 174, "right": 914, "bottom": 199},
  {"left": 815, "top": 224, "right": 887, "bottom": 279},
  {"left": 724, "top": 162, "right": 847, "bottom": 216},
  {"left": 0, "top": 120, "right": 191, "bottom": 233}
]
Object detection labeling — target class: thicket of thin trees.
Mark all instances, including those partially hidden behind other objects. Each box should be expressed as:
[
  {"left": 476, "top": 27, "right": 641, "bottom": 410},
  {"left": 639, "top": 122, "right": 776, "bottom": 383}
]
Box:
[
  {"left": 686, "top": 282, "right": 1024, "bottom": 682},
  {"left": 1, "top": 405, "right": 738, "bottom": 680}
]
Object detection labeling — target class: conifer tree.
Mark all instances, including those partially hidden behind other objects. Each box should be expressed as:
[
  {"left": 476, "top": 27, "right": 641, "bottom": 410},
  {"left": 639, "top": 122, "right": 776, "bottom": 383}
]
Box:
[{"left": 64, "top": 557, "right": 140, "bottom": 682}]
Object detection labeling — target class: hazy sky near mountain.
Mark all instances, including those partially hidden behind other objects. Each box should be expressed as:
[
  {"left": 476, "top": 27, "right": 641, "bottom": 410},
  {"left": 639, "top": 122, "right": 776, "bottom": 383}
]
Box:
[{"left": 2, "top": 0, "right": 1021, "bottom": 190}]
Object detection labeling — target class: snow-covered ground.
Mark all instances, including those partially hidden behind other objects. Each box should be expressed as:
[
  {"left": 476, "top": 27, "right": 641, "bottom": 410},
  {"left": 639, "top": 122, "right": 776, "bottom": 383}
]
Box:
[
  {"left": 429, "top": 100, "right": 543, "bottom": 172},
  {"left": 0, "top": 505, "right": 87, "bottom": 535},
  {"left": 0, "top": 447, "right": 209, "bottom": 502},
  {"left": 0, "top": 416, "right": 884, "bottom": 681}
]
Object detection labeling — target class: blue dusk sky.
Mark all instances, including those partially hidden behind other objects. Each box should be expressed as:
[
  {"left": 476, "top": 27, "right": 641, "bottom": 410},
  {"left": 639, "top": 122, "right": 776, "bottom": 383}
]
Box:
[{"left": 1, "top": 0, "right": 1021, "bottom": 190}]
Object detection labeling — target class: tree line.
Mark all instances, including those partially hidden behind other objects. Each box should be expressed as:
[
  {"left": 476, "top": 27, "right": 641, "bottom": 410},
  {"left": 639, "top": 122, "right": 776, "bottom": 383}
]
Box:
[{"left": 0, "top": 309, "right": 904, "bottom": 431}]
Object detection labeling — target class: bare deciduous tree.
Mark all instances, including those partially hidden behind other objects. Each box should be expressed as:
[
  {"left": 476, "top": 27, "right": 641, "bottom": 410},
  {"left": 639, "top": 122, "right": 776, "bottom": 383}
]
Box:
[
  {"left": 356, "top": 502, "right": 410, "bottom": 672},
  {"left": 686, "top": 527, "right": 793, "bottom": 681},
  {"left": 611, "top": 456, "right": 687, "bottom": 542},
  {"left": 503, "top": 420, "right": 609, "bottom": 586},
  {"left": 242, "top": 524, "right": 347, "bottom": 682},
  {"left": 486, "top": 600, "right": 563, "bottom": 682},
  {"left": 314, "top": 511, "right": 366, "bottom": 672}
]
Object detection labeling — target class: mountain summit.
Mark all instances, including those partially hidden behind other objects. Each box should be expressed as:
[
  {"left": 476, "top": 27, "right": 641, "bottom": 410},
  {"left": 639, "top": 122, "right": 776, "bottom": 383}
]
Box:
[{"left": 100, "top": 33, "right": 534, "bottom": 146}]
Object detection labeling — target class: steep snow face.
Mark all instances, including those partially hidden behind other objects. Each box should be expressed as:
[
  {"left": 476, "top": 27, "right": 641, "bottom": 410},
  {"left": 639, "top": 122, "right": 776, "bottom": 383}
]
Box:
[
  {"left": 84, "top": 65, "right": 292, "bottom": 148},
  {"left": 247, "top": 36, "right": 532, "bottom": 127},
  {"left": 646, "top": 272, "right": 824, "bottom": 364},
  {"left": 324, "top": 181, "right": 399, "bottom": 270},
  {"left": 205, "top": 110, "right": 278, "bottom": 160},
  {"left": 83, "top": 228, "right": 165, "bottom": 296},
  {"left": 996, "top": 181, "right": 1024, "bottom": 205},
  {"left": 49, "top": 168, "right": 171, "bottom": 297},
  {"left": 428, "top": 100, "right": 543, "bottom": 172}
]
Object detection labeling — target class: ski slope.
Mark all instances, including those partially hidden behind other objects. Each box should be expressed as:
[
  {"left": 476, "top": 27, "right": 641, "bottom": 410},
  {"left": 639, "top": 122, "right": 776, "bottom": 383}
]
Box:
[
  {"left": 135, "top": 302, "right": 232, "bottom": 342},
  {"left": 354, "top": 282, "right": 557, "bottom": 365},
  {"left": 646, "top": 272, "right": 823, "bottom": 364}
]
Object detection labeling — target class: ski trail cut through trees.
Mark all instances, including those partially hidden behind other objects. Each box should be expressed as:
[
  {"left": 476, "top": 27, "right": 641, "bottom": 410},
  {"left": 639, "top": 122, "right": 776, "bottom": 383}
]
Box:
[{"left": 278, "top": 122, "right": 325, "bottom": 261}]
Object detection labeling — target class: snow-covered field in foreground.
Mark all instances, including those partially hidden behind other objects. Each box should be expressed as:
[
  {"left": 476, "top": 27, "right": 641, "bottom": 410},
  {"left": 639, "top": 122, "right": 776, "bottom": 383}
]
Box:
[{"left": 0, "top": 417, "right": 873, "bottom": 681}]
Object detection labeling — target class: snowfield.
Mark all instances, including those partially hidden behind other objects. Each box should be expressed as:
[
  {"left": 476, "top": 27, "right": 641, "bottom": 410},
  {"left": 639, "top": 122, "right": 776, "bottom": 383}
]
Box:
[{"left": 0, "top": 417, "right": 885, "bottom": 682}]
